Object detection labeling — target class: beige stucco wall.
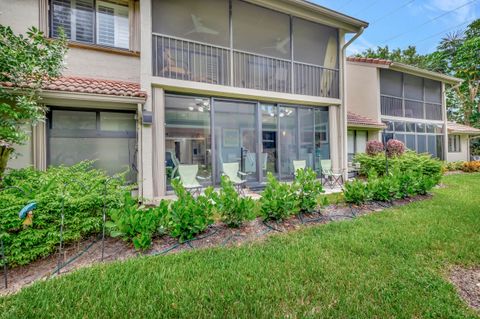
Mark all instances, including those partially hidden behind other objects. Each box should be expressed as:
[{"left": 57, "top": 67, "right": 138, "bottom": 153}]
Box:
[
  {"left": 0, "top": 0, "right": 140, "bottom": 82},
  {"left": 0, "top": 0, "right": 39, "bottom": 34},
  {"left": 64, "top": 48, "right": 140, "bottom": 82},
  {"left": 8, "top": 131, "right": 33, "bottom": 170},
  {"left": 447, "top": 134, "right": 470, "bottom": 162},
  {"left": 346, "top": 62, "right": 381, "bottom": 121}
]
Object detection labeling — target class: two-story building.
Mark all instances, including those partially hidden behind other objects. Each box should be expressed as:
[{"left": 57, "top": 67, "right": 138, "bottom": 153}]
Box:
[
  {"left": 346, "top": 57, "right": 480, "bottom": 162},
  {"left": 1, "top": 0, "right": 368, "bottom": 198}
]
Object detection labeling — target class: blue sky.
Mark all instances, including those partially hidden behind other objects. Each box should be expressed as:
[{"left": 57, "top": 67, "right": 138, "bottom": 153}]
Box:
[{"left": 312, "top": 0, "right": 479, "bottom": 55}]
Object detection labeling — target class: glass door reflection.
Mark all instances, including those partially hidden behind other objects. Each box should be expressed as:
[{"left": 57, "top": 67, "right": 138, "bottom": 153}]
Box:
[{"left": 213, "top": 100, "right": 258, "bottom": 184}]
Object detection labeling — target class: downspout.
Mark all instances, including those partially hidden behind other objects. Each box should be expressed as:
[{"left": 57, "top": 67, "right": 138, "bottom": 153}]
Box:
[{"left": 340, "top": 27, "right": 364, "bottom": 180}]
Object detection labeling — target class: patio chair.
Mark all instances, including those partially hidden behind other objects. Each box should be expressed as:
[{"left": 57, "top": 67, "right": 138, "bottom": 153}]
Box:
[
  {"left": 222, "top": 162, "right": 247, "bottom": 194},
  {"left": 293, "top": 160, "right": 306, "bottom": 176},
  {"left": 320, "top": 159, "right": 343, "bottom": 189},
  {"left": 177, "top": 164, "right": 206, "bottom": 195}
]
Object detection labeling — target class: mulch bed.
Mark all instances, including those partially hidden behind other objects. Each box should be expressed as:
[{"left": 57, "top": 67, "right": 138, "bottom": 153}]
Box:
[
  {"left": 0, "top": 194, "right": 431, "bottom": 296},
  {"left": 450, "top": 267, "right": 480, "bottom": 312}
]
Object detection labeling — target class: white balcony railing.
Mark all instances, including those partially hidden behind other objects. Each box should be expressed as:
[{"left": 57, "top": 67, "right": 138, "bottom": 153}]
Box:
[{"left": 153, "top": 34, "right": 339, "bottom": 98}]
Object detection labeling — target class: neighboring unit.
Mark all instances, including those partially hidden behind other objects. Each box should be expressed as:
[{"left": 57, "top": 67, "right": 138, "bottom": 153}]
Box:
[
  {"left": 345, "top": 57, "right": 479, "bottom": 162},
  {"left": 1, "top": 0, "right": 368, "bottom": 199}
]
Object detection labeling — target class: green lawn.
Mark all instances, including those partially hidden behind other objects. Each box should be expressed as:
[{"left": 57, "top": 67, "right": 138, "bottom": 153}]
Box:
[{"left": 1, "top": 174, "right": 480, "bottom": 318}]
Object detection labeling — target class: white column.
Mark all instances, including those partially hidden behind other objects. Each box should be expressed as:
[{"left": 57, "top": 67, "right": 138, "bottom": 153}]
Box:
[
  {"left": 441, "top": 82, "right": 448, "bottom": 161},
  {"left": 152, "top": 88, "right": 166, "bottom": 197},
  {"left": 329, "top": 106, "right": 340, "bottom": 170},
  {"left": 33, "top": 121, "right": 46, "bottom": 171},
  {"left": 139, "top": 0, "right": 154, "bottom": 199}
]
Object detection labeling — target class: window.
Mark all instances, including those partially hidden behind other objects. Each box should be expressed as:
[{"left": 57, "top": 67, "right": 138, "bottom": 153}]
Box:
[
  {"left": 51, "top": 0, "right": 130, "bottom": 49},
  {"left": 347, "top": 130, "right": 367, "bottom": 161},
  {"left": 448, "top": 135, "right": 461, "bottom": 152},
  {"left": 48, "top": 109, "right": 137, "bottom": 181}
]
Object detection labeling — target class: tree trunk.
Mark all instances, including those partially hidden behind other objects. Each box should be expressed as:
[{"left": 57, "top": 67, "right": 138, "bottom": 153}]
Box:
[{"left": 0, "top": 145, "right": 13, "bottom": 181}]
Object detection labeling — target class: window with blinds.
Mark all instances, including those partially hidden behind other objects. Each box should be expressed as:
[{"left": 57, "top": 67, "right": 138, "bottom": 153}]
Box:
[{"left": 51, "top": 0, "right": 129, "bottom": 49}]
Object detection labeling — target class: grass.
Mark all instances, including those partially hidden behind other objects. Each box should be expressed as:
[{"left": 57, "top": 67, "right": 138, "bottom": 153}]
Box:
[{"left": 1, "top": 173, "right": 480, "bottom": 318}]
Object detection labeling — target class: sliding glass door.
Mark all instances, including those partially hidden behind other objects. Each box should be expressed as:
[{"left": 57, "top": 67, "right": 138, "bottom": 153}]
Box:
[
  {"left": 213, "top": 100, "right": 258, "bottom": 183},
  {"left": 163, "top": 93, "right": 331, "bottom": 189},
  {"left": 278, "top": 106, "right": 297, "bottom": 177}
]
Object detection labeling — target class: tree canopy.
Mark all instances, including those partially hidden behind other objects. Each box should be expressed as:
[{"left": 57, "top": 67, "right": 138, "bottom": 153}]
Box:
[
  {"left": 355, "top": 19, "right": 480, "bottom": 128},
  {"left": 0, "top": 25, "right": 67, "bottom": 178}
]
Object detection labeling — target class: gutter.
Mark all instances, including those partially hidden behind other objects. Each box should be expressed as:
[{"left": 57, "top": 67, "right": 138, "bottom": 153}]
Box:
[{"left": 340, "top": 27, "right": 364, "bottom": 178}]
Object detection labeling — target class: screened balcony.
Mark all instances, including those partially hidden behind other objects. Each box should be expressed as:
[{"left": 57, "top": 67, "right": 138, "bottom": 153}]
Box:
[
  {"left": 380, "top": 69, "right": 443, "bottom": 121},
  {"left": 151, "top": 0, "right": 339, "bottom": 99}
]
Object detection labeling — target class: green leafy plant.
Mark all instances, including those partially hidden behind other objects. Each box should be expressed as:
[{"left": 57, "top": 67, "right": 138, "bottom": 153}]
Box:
[
  {"left": 163, "top": 179, "right": 215, "bottom": 242},
  {"left": 367, "top": 170, "right": 399, "bottom": 202},
  {"left": 108, "top": 193, "right": 168, "bottom": 250},
  {"left": 260, "top": 173, "right": 299, "bottom": 221},
  {"left": 0, "top": 161, "right": 128, "bottom": 266},
  {"left": 216, "top": 176, "right": 255, "bottom": 228},
  {"left": 0, "top": 26, "right": 67, "bottom": 179},
  {"left": 343, "top": 179, "right": 369, "bottom": 205},
  {"left": 293, "top": 168, "right": 325, "bottom": 213}
]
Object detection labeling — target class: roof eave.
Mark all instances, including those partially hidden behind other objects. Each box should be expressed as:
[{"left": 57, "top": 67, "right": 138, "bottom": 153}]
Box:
[
  {"left": 247, "top": 0, "right": 368, "bottom": 32},
  {"left": 348, "top": 123, "right": 386, "bottom": 129},
  {"left": 389, "top": 62, "right": 462, "bottom": 85}
]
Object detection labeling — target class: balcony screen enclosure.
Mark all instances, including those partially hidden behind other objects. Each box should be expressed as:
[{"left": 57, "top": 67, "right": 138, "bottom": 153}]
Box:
[
  {"left": 164, "top": 94, "right": 330, "bottom": 189},
  {"left": 380, "top": 69, "right": 443, "bottom": 121},
  {"left": 152, "top": 0, "right": 339, "bottom": 98}
]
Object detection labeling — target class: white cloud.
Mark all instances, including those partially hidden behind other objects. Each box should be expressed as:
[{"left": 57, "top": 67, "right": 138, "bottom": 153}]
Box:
[
  {"left": 413, "top": 0, "right": 477, "bottom": 24},
  {"left": 346, "top": 36, "right": 375, "bottom": 56}
]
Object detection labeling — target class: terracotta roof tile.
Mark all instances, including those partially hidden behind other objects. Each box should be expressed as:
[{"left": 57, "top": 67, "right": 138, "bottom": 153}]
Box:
[
  {"left": 43, "top": 76, "right": 147, "bottom": 98},
  {"left": 2, "top": 76, "right": 147, "bottom": 99},
  {"left": 346, "top": 56, "right": 393, "bottom": 66},
  {"left": 347, "top": 111, "right": 386, "bottom": 129},
  {"left": 447, "top": 121, "right": 480, "bottom": 134}
]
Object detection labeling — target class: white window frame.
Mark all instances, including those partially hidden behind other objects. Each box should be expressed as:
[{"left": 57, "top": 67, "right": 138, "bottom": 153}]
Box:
[{"left": 448, "top": 135, "right": 461, "bottom": 153}]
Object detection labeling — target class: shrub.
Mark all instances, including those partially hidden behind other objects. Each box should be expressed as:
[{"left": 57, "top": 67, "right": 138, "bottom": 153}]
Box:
[
  {"left": 216, "top": 176, "right": 255, "bottom": 228},
  {"left": 386, "top": 139, "right": 405, "bottom": 157},
  {"left": 260, "top": 173, "right": 299, "bottom": 221},
  {"left": 366, "top": 140, "right": 384, "bottom": 156},
  {"left": 293, "top": 168, "right": 325, "bottom": 213},
  {"left": 108, "top": 193, "right": 168, "bottom": 250},
  {"left": 0, "top": 162, "right": 127, "bottom": 266},
  {"left": 343, "top": 179, "right": 369, "bottom": 205},
  {"left": 162, "top": 179, "right": 215, "bottom": 242},
  {"left": 354, "top": 151, "right": 443, "bottom": 179},
  {"left": 461, "top": 161, "right": 480, "bottom": 173},
  {"left": 444, "top": 161, "right": 465, "bottom": 171},
  {"left": 367, "top": 170, "right": 399, "bottom": 202}
]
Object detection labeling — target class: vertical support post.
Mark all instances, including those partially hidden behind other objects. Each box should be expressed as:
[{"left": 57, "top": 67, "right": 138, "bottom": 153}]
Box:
[
  {"left": 1, "top": 238, "right": 6, "bottom": 289},
  {"left": 383, "top": 128, "right": 389, "bottom": 175},
  {"left": 256, "top": 102, "right": 262, "bottom": 182},
  {"left": 210, "top": 97, "right": 216, "bottom": 185},
  {"left": 289, "top": 15, "right": 294, "bottom": 94},
  {"left": 101, "top": 179, "right": 107, "bottom": 262},
  {"left": 229, "top": 0, "right": 234, "bottom": 87},
  {"left": 57, "top": 182, "right": 66, "bottom": 275}
]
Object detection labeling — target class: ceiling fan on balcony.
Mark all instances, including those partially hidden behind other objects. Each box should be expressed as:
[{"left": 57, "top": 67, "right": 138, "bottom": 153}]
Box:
[
  {"left": 261, "top": 37, "right": 290, "bottom": 55},
  {"left": 185, "top": 14, "right": 219, "bottom": 36}
]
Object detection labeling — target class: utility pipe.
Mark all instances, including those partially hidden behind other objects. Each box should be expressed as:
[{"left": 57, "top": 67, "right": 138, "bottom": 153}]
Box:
[{"left": 340, "top": 27, "right": 365, "bottom": 181}]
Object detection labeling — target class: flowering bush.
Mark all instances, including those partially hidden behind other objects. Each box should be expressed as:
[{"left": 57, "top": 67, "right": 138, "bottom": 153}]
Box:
[
  {"left": 461, "top": 161, "right": 480, "bottom": 173},
  {"left": 366, "top": 140, "right": 384, "bottom": 156},
  {"left": 386, "top": 139, "right": 405, "bottom": 158}
]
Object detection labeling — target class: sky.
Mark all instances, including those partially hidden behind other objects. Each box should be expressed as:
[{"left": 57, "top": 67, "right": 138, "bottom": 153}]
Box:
[{"left": 312, "top": 0, "right": 480, "bottom": 55}]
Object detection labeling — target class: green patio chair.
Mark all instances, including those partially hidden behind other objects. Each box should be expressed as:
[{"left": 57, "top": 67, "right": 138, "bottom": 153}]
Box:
[
  {"left": 222, "top": 162, "right": 247, "bottom": 194},
  {"left": 320, "top": 159, "right": 343, "bottom": 188},
  {"left": 177, "top": 164, "right": 205, "bottom": 195},
  {"left": 293, "top": 160, "right": 306, "bottom": 176}
]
